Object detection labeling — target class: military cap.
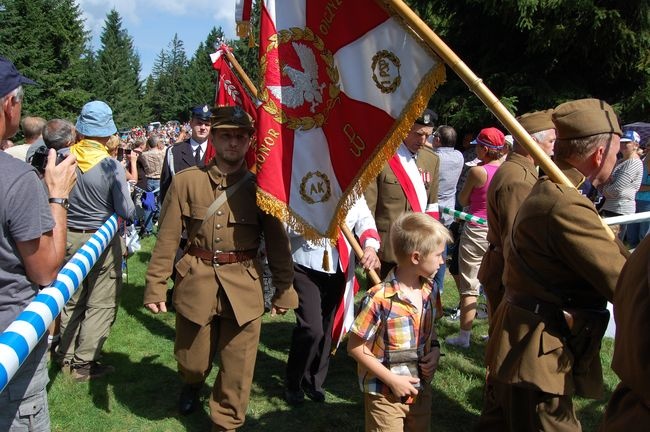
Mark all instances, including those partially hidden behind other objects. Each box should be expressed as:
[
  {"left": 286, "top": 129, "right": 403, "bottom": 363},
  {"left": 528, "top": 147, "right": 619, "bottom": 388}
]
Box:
[
  {"left": 190, "top": 104, "right": 212, "bottom": 121},
  {"left": 517, "top": 109, "right": 555, "bottom": 134},
  {"left": 415, "top": 108, "right": 437, "bottom": 127},
  {"left": 552, "top": 98, "right": 621, "bottom": 140},
  {"left": 211, "top": 106, "right": 254, "bottom": 131},
  {"left": 0, "top": 56, "right": 36, "bottom": 98}
]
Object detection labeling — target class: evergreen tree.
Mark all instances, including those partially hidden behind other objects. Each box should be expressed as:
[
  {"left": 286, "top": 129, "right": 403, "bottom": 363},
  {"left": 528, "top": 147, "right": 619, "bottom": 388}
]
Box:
[
  {"left": 0, "top": 0, "right": 91, "bottom": 120},
  {"left": 94, "top": 9, "right": 148, "bottom": 128},
  {"left": 144, "top": 34, "right": 190, "bottom": 121},
  {"left": 185, "top": 27, "right": 225, "bottom": 109},
  {"left": 406, "top": 0, "right": 650, "bottom": 129}
]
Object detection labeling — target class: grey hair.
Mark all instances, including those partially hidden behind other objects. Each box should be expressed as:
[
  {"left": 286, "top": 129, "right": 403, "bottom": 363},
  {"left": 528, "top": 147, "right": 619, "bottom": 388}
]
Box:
[
  {"left": 43, "top": 119, "right": 76, "bottom": 150},
  {"left": 555, "top": 133, "right": 613, "bottom": 161}
]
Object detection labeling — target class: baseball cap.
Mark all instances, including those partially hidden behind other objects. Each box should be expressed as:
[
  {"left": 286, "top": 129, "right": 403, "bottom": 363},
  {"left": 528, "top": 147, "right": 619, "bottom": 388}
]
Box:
[
  {"left": 191, "top": 104, "right": 212, "bottom": 121},
  {"left": 0, "top": 56, "right": 36, "bottom": 98},
  {"left": 620, "top": 130, "right": 641, "bottom": 143},
  {"left": 75, "top": 101, "right": 118, "bottom": 137},
  {"left": 211, "top": 106, "right": 254, "bottom": 131},
  {"left": 471, "top": 127, "right": 505, "bottom": 149}
]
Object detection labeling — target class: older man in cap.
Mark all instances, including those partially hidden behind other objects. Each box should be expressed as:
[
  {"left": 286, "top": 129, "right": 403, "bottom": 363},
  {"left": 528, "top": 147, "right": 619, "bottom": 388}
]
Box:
[
  {"left": 144, "top": 106, "right": 297, "bottom": 430},
  {"left": 54, "top": 100, "right": 135, "bottom": 381},
  {"left": 365, "top": 108, "right": 440, "bottom": 278},
  {"left": 0, "top": 56, "right": 77, "bottom": 430},
  {"left": 477, "top": 99, "right": 628, "bottom": 431},
  {"left": 478, "top": 109, "right": 556, "bottom": 323},
  {"left": 159, "top": 104, "right": 214, "bottom": 204}
]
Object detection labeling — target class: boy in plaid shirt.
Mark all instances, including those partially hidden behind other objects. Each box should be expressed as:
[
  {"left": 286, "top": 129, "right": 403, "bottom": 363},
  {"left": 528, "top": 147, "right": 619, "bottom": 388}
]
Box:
[{"left": 348, "top": 212, "right": 451, "bottom": 431}]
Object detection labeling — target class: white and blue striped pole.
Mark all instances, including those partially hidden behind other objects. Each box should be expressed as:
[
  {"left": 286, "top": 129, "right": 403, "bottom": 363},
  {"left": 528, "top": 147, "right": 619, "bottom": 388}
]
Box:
[{"left": 0, "top": 214, "right": 119, "bottom": 393}]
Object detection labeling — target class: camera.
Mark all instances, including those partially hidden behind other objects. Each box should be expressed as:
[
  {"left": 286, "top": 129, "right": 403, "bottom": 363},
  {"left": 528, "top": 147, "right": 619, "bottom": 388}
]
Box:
[
  {"left": 117, "top": 148, "right": 132, "bottom": 161},
  {"left": 31, "top": 147, "right": 64, "bottom": 174}
]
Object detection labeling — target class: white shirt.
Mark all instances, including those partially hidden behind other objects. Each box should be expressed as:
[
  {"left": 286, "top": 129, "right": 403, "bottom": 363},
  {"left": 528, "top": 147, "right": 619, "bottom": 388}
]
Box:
[
  {"left": 397, "top": 143, "right": 427, "bottom": 211},
  {"left": 288, "top": 196, "right": 380, "bottom": 273},
  {"left": 189, "top": 139, "right": 207, "bottom": 160}
]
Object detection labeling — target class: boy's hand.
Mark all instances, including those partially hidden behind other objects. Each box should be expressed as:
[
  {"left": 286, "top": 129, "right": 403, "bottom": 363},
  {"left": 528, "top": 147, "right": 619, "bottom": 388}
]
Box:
[
  {"left": 419, "top": 348, "right": 441, "bottom": 381},
  {"left": 387, "top": 373, "right": 420, "bottom": 398}
]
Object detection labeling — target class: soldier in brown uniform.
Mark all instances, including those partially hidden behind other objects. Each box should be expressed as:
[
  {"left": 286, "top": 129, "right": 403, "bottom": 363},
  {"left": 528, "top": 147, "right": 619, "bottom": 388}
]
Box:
[
  {"left": 365, "top": 109, "right": 440, "bottom": 278},
  {"left": 478, "top": 110, "right": 556, "bottom": 322},
  {"left": 477, "top": 98, "right": 628, "bottom": 431},
  {"left": 599, "top": 235, "right": 650, "bottom": 431},
  {"left": 144, "top": 106, "right": 297, "bottom": 431}
]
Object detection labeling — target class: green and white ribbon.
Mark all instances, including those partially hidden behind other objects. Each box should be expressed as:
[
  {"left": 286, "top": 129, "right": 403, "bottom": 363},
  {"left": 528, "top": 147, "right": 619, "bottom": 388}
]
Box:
[{"left": 442, "top": 207, "right": 487, "bottom": 226}]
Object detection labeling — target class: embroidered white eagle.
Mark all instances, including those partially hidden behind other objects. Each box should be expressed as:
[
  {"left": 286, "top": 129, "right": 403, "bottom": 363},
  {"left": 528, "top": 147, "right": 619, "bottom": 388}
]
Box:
[{"left": 268, "top": 42, "right": 326, "bottom": 113}]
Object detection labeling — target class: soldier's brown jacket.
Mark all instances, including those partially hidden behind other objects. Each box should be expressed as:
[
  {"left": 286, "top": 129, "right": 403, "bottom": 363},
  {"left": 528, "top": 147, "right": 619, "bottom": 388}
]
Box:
[
  {"left": 144, "top": 162, "right": 297, "bottom": 327},
  {"left": 365, "top": 147, "right": 439, "bottom": 264},
  {"left": 479, "top": 152, "right": 538, "bottom": 307},
  {"left": 486, "top": 163, "right": 627, "bottom": 397}
]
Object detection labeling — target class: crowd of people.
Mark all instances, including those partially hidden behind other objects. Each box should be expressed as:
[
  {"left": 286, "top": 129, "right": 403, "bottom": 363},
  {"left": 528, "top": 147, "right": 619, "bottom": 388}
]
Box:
[{"left": 1, "top": 53, "right": 649, "bottom": 432}]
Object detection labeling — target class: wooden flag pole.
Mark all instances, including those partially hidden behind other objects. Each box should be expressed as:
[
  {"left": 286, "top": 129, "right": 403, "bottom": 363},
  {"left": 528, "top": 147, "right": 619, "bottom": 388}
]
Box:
[
  {"left": 340, "top": 224, "right": 382, "bottom": 286},
  {"left": 224, "top": 49, "right": 258, "bottom": 98},
  {"left": 386, "top": 0, "right": 615, "bottom": 239}
]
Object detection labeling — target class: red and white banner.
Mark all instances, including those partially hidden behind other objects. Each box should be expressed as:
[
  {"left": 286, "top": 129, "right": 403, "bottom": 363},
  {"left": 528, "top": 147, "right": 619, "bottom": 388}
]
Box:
[
  {"left": 211, "top": 44, "right": 258, "bottom": 168},
  {"left": 330, "top": 230, "right": 357, "bottom": 352},
  {"left": 256, "top": 0, "right": 445, "bottom": 240},
  {"left": 235, "top": 0, "right": 253, "bottom": 38}
]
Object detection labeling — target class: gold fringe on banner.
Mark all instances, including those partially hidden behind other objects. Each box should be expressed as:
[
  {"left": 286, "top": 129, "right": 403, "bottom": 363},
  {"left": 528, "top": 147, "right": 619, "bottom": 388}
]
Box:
[
  {"left": 338, "top": 59, "right": 447, "bottom": 232},
  {"left": 236, "top": 21, "right": 249, "bottom": 39}
]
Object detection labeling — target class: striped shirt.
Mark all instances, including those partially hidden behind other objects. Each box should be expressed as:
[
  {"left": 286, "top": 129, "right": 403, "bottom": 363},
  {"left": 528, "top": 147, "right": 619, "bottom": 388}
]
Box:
[
  {"left": 349, "top": 271, "right": 435, "bottom": 395},
  {"left": 601, "top": 157, "right": 644, "bottom": 215}
]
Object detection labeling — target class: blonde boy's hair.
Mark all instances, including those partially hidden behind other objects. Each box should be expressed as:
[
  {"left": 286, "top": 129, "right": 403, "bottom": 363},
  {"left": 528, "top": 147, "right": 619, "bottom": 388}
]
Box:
[{"left": 390, "top": 212, "right": 452, "bottom": 263}]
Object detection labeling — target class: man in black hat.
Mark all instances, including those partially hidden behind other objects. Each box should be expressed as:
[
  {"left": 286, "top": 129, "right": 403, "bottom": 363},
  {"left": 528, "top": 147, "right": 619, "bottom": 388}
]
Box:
[
  {"left": 159, "top": 104, "right": 212, "bottom": 204},
  {"left": 365, "top": 108, "right": 440, "bottom": 278}
]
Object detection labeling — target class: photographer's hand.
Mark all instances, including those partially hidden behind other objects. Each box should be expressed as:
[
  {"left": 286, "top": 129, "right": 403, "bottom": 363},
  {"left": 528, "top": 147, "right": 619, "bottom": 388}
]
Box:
[{"left": 44, "top": 150, "right": 77, "bottom": 198}]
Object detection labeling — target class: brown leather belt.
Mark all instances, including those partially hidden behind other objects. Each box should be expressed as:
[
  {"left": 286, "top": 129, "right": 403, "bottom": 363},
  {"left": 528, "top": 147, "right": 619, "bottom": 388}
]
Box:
[
  {"left": 68, "top": 227, "right": 98, "bottom": 234},
  {"left": 187, "top": 245, "right": 257, "bottom": 265},
  {"left": 506, "top": 292, "right": 574, "bottom": 330}
]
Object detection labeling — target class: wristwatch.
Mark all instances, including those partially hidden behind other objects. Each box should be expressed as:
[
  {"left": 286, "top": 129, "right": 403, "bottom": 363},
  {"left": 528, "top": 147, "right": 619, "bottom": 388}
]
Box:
[{"left": 48, "top": 198, "right": 70, "bottom": 210}]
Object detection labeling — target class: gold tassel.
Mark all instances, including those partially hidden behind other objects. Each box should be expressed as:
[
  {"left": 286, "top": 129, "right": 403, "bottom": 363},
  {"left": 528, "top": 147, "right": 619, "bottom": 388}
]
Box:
[
  {"left": 322, "top": 249, "right": 330, "bottom": 272},
  {"left": 236, "top": 22, "right": 249, "bottom": 39}
]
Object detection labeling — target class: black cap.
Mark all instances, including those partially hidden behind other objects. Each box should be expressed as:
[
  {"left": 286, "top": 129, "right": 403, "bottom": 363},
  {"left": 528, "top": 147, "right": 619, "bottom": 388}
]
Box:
[
  {"left": 415, "top": 108, "right": 437, "bottom": 127},
  {"left": 0, "top": 56, "right": 36, "bottom": 98},
  {"left": 190, "top": 104, "right": 212, "bottom": 121}
]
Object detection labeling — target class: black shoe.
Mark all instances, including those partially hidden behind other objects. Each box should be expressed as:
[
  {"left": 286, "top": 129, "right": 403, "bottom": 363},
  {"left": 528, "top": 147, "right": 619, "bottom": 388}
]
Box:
[
  {"left": 178, "top": 384, "right": 201, "bottom": 415},
  {"left": 284, "top": 388, "right": 305, "bottom": 406},
  {"left": 303, "top": 386, "right": 325, "bottom": 403}
]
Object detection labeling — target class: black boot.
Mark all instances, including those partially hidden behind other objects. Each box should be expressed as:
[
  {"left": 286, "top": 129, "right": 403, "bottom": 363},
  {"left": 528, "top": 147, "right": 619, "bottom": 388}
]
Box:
[{"left": 178, "top": 383, "right": 201, "bottom": 415}]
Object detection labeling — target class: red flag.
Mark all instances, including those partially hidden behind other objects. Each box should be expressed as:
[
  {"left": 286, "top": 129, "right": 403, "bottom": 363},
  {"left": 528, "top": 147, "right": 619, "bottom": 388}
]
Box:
[
  {"left": 212, "top": 44, "right": 258, "bottom": 169},
  {"left": 256, "top": 0, "right": 445, "bottom": 241}
]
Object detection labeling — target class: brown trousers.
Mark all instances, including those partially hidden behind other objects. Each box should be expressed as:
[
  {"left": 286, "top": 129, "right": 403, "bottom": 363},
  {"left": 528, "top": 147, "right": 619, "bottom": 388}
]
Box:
[
  {"left": 600, "top": 383, "right": 650, "bottom": 432},
  {"left": 364, "top": 385, "right": 433, "bottom": 432},
  {"left": 476, "top": 379, "right": 581, "bottom": 432},
  {"left": 175, "top": 290, "right": 261, "bottom": 431}
]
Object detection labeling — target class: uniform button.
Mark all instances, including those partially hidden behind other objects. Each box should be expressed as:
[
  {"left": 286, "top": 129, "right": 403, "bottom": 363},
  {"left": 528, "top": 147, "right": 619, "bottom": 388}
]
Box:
[
  {"left": 241, "top": 218, "right": 246, "bottom": 222},
  {"left": 216, "top": 224, "right": 222, "bottom": 229},
  {"left": 215, "top": 237, "right": 222, "bottom": 243},
  {"left": 214, "top": 263, "right": 220, "bottom": 267},
  {"left": 217, "top": 210, "right": 223, "bottom": 216}
]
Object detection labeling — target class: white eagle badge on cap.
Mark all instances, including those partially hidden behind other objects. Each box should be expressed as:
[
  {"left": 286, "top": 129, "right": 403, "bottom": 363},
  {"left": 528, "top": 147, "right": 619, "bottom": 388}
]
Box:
[
  {"left": 233, "top": 106, "right": 245, "bottom": 119},
  {"left": 202, "top": 105, "right": 210, "bottom": 113}
]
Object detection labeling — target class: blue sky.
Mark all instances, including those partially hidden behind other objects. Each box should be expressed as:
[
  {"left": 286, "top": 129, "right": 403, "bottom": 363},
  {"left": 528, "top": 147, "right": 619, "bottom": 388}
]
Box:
[{"left": 78, "top": 0, "right": 239, "bottom": 79}]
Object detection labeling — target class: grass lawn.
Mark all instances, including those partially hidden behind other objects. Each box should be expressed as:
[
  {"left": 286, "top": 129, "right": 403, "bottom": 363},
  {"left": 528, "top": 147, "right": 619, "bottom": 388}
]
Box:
[{"left": 46, "top": 236, "right": 619, "bottom": 431}]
